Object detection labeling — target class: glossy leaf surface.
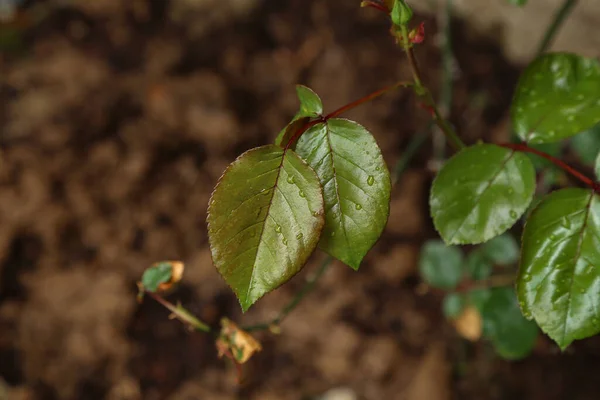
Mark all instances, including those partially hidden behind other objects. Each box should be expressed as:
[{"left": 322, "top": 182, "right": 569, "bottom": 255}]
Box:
[
  {"left": 512, "top": 53, "right": 600, "bottom": 143},
  {"left": 482, "top": 287, "right": 538, "bottom": 360},
  {"left": 295, "top": 118, "right": 391, "bottom": 269},
  {"left": 208, "top": 145, "right": 325, "bottom": 311},
  {"left": 518, "top": 188, "right": 600, "bottom": 349},
  {"left": 430, "top": 144, "right": 536, "bottom": 245},
  {"left": 419, "top": 240, "right": 464, "bottom": 289}
]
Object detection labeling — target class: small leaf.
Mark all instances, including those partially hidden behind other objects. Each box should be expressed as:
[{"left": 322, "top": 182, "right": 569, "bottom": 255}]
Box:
[
  {"left": 141, "top": 261, "right": 180, "bottom": 292},
  {"left": 430, "top": 144, "right": 536, "bottom": 245},
  {"left": 295, "top": 118, "right": 391, "bottom": 269},
  {"left": 295, "top": 85, "right": 323, "bottom": 117},
  {"left": 216, "top": 318, "right": 262, "bottom": 364},
  {"left": 275, "top": 85, "right": 323, "bottom": 147},
  {"left": 443, "top": 293, "right": 465, "bottom": 319},
  {"left": 481, "top": 233, "right": 520, "bottom": 266},
  {"left": 468, "top": 288, "right": 492, "bottom": 312},
  {"left": 482, "top": 287, "right": 538, "bottom": 360},
  {"left": 511, "top": 53, "right": 600, "bottom": 144},
  {"left": 518, "top": 188, "right": 600, "bottom": 349},
  {"left": 208, "top": 145, "right": 325, "bottom": 311},
  {"left": 466, "top": 250, "right": 493, "bottom": 281},
  {"left": 571, "top": 124, "right": 600, "bottom": 164},
  {"left": 419, "top": 240, "right": 464, "bottom": 290}
]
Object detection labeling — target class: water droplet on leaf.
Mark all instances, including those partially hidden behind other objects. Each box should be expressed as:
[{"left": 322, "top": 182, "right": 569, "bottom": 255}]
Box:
[
  {"left": 510, "top": 210, "right": 518, "bottom": 218},
  {"left": 299, "top": 190, "right": 306, "bottom": 198},
  {"left": 523, "top": 274, "right": 532, "bottom": 282},
  {"left": 296, "top": 233, "right": 303, "bottom": 240},
  {"left": 367, "top": 176, "right": 375, "bottom": 186},
  {"left": 355, "top": 204, "right": 362, "bottom": 210},
  {"left": 282, "top": 238, "right": 288, "bottom": 245},
  {"left": 275, "top": 225, "right": 282, "bottom": 233},
  {"left": 287, "top": 175, "right": 295, "bottom": 184}
]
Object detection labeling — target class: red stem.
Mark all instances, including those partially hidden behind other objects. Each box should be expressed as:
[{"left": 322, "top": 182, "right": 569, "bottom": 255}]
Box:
[
  {"left": 499, "top": 143, "right": 600, "bottom": 192},
  {"left": 362, "top": 1, "right": 389, "bottom": 13},
  {"left": 284, "top": 81, "right": 411, "bottom": 150}
]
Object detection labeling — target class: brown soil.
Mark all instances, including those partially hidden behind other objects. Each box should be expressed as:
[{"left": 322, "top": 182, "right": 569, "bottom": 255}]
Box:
[{"left": 1, "top": 1, "right": 600, "bottom": 399}]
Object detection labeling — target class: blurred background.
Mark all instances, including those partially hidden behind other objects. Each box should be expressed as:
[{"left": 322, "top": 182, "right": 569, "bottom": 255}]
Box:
[{"left": 1, "top": 0, "right": 600, "bottom": 399}]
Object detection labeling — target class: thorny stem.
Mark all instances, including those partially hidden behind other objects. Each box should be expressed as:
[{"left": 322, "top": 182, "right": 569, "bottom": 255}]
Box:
[
  {"left": 146, "top": 291, "right": 212, "bottom": 333},
  {"left": 537, "top": 0, "right": 579, "bottom": 56},
  {"left": 243, "top": 256, "right": 333, "bottom": 332},
  {"left": 499, "top": 143, "right": 600, "bottom": 193}
]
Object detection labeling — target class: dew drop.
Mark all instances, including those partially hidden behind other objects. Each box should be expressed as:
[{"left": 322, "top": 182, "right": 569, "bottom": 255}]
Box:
[
  {"left": 282, "top": 238, "right": 288, "bottom": 246},
  {"left": 275, "top": 225, "right": 282, "bottom": 233},
  {"left": 550, "top": 234, "right": 557, "bottom": 240},
  {"left": 367, "top": 175, "right": 375, "bottom": 186},
  {"left": 587, "top": 265, "right": 594, "bottom": 274},
  {"left": 299, "top": 190, "right": 306, "bottom": 198},
  {"left": 580, "top": 288, "right": 586, "bottom": 294},
  {"left": 261, "top": 188, "right": 271, "bottom": 196},
  {"left": 287, "top": 175, "right": 295, "bottom": 184},
  {"left": 312, "top": 211, "right": 320, "bottom": 217},
  {"left": 355, "top": 204, "right": 363, "bottom": 210},
  {"left": 331, "top": 231, "right": 336, "bottom": 237},
  {"left": 523, "top": 311, "right": 532, "bottom": 319},
  {"left": 523, "top": 274, "right": 532, "bottom": 282},
  {"left": 577, "top": 94, "right": 585, "bottom": 101},
  {"left": 567, "top": 115, "right": 575, "bottom": 122},
  {"left": 296, "top": 232, "right": 303, "bottom": 240},
  {"left": 510, "top": 210, "right": 518, "bottom": 219},
  {"left": 561, "top": 216, "right": 571, "bottom": 229}
]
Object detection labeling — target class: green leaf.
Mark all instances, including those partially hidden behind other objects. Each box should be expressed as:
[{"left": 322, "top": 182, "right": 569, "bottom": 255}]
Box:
[
  {"left": 275, "top": 117, "right": 311, "bottom": 148},
  {"left": 468, "top": 288, "right": 492, "bottom": 312},
  {"left": 518, "top": 188, "right": 600, "bottom": 349},
  {"left": 207, "top": 145, "right": 325, "bottom": 311},
  {"left": 141, "top": 262, "right": 173, "bottom": 292},
  {"left": 419, "top": 240, "right": 464, "bottom": 290},
  {"left": 295, "top": 118, "right": 391, "bottom": 269},
  {"left": 481, "top": 233, "right": 520, "bottom": 266},
  {"left": 511, "top": 53, "right": 600, "bottom": 144},
  {"left": 295, "top": 85, "right": 323, "bottom": 117},
  {"left": 482, "top": 287, "right": 538, "bottom": 360},
  {"left": 466, "top": 250, "right": 493, "bottom": 281},
  {"left": 430, "top": 144, "right": 536, "bottom": 245},
  {"left": 443, "top": 293, "right": 465, "bottom": 319},
  {"left": 571, "top": 124, "right": 600, "bottom": 164}
]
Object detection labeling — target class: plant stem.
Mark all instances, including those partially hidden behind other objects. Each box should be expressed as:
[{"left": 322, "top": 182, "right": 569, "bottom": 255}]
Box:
[
  {"left": 146, "top": 291, "right": 212, "bottom": 333},
  {"left": 456, "top": 274, "right": 515, "bottom": 293},
  {"left": 244, "top": 256, "right": 333, "bottom": 332},
  {"left": 284, "top": 80, "right": 412, "bottom": 150},
  {"left": 397, "top": 24, "right": 465, "bottom": 151},
  {"left": 536, "top": 0, "right": 579, "bottom": 56},
  {"left": 499, "top": 142, "right": 599, "bottom": 192}
]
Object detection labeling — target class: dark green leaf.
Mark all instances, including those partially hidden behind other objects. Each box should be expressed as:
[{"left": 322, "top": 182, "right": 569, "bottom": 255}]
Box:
[
  {"left": 419, "top": 240, "right": 464, "bottom": 290},
  {"left": 207, "top": 145, "right": 325, "bottom": 311},
  {"left": 466, "top": 250, "right": 493, "bottom": 281},
  {"left": 571, "top": 124, "right": 600, "bottom": 164},
  {"left": 430, "top": 144, "right": 536, "bottom": 245},
  {"left": 141, "top": 262, "right": 173, "bottom": 292},
  {"left": 295, "top": 118, "right": 391, "bottom": 269},
  {"left": 482, "top": 287, "right": 538, "bottom": 360},
  {"left": 468, "top": 288, "right": 492, "bottom": 312},
  {"left": 443, "top": 293, "right": 465, "bottom": 319},
  {"left": 512, "top": 53, "right": 600, "bottom": 144},
  {"left": 518, "top": 188, "right": 600, "bottom": 349},
  {"left": 481, "top": 233, "right": 520, "bottom": 266}
]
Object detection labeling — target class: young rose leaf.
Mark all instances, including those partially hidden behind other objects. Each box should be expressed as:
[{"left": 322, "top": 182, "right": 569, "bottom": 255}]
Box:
[
  {"left": 207, "top": 145, "right": 325, "bottom": 311},
  {"left": 518, "top": 188, "right": 600, "bottom": 349},
  {"left": 511, "top": 53, "right": 600, "bottom": 144},
  {"left": 141, "top": 262, "right": 173, "bottom": 292},
  {"left": 443, "top": 293, "right": 466, "bottom": 319},
  {"left": 430, "top": 144, "right": 536, "bottom": 245},
  {"left": 275, "top": 85, "right": 323, "bottom": 147},
  {"left": 482, "top": 287, "right": 538, "bottom": 360},
  {"left": 419, "top": 240, "right": 464, "bottom": 289},
  {"left": 294, "top": 118, "right": 391, "bottom": 269},
  {"left": 466, "top": 249, "right": 493, "bottom": 281}
]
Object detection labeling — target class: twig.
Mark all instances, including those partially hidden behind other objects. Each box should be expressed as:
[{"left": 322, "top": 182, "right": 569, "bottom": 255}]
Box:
[
  {"left": 536, "top": 0, "right": 579, "bottom": 56},
  {"left": 244, "top": 256, "right": 334, "bottom": 332},
  {"left": 146, "top": 291, "right": 212, "bottom": 333}
]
